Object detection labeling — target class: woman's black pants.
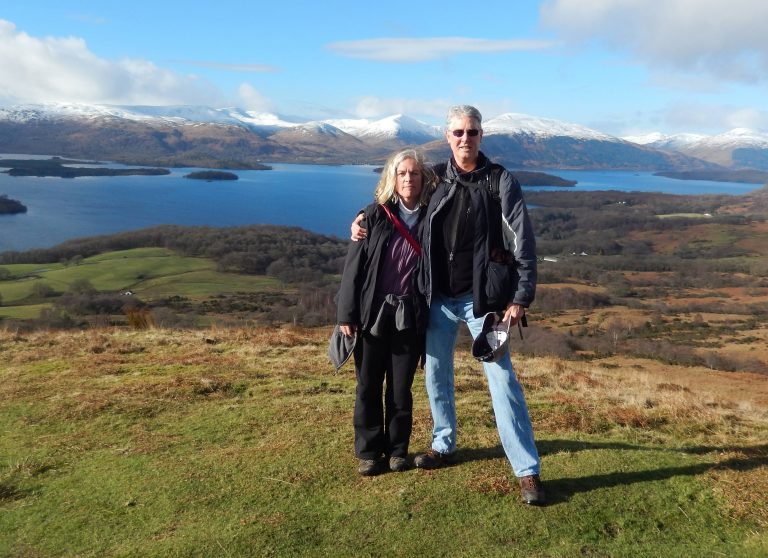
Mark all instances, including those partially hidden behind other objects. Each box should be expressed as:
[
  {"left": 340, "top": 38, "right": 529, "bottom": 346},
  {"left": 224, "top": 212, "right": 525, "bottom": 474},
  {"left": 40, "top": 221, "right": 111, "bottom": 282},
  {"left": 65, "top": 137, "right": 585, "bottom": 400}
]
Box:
[{"left": 353, "top": 326, "right": 421, "bottom": 459}]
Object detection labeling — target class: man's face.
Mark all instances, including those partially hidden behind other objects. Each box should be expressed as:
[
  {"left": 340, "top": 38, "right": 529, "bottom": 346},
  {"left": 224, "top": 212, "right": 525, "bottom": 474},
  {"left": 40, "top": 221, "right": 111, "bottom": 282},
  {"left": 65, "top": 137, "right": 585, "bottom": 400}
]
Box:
[{"left": 445, "top": 115, "right": 482, "bottom": 165}]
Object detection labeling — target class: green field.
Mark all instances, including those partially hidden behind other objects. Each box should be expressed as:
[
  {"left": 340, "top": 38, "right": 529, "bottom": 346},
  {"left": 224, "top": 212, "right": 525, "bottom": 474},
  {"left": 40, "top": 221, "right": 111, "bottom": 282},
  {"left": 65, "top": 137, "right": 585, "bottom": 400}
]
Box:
[
  {"left": 0, "top": 248, "right": 282, "bottom": 319},
  {"left": 1, "top": 327, "right": 766, "bottom": 557}
]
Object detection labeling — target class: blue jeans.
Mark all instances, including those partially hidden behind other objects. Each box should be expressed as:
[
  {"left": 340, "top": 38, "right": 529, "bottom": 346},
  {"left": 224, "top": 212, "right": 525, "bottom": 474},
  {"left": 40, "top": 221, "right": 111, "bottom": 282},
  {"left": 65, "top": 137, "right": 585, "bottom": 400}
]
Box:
[{"left": 424, "top": 293, "right": 541, "bottom": 477}]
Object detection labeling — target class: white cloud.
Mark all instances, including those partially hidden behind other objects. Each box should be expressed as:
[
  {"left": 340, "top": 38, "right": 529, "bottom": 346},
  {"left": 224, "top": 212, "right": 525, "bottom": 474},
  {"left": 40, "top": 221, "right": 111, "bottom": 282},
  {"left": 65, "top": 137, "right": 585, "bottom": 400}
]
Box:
[
  {"left": 327, "top": 37, "right": 557, "bottom": 62},
  {"left": 352, "top": 96, "right": 522, "bottom": 125},
  {"left": 237, "top": 84, "right": 274, "bottom": 112},
  {"left": 662, "top": 102, "right": 768, "bottom": 132},
  {"left": 540, "top": 0, "right": 768, "bottom": 83},
  {"left": 0, "top": 19, "right": 220, "bottom": 106},
  {"left": 353, "top": 96, "right": 450, "bottom": 120}
]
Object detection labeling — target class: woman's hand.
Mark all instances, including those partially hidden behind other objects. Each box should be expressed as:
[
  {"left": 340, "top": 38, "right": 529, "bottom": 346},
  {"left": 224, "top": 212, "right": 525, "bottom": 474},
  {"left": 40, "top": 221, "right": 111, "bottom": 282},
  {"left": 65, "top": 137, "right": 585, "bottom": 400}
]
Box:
[
  {"left": 350, "top": 213, "right": 367, "bottom": 241},
  {"left": 340, "top": 324, "right": 356, "bottom": 337}
]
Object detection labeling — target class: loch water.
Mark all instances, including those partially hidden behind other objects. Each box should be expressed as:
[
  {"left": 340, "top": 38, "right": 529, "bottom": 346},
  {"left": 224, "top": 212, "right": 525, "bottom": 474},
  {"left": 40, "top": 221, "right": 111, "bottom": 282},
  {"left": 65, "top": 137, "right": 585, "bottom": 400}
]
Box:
[{"left": 0, "top": 160, "right": 761, "bottom": 252}]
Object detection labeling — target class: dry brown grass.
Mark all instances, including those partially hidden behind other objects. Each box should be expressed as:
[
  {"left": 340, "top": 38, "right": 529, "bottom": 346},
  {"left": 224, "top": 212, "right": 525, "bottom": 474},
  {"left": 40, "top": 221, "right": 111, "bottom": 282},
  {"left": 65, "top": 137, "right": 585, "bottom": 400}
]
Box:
[
  {"left": 510, "top": 353, "right": 768, "bottom": 443},
  {"left": 709, "top": 446, "right": 768, "bottom": 529},
  {"left": 3, "top": 325, "right": 765, "bottom": 434}
]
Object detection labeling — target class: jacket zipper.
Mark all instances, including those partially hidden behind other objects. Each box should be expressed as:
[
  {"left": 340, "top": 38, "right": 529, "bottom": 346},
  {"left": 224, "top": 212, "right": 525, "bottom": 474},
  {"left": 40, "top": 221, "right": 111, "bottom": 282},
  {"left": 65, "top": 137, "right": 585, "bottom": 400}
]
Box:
[{"left": 447, "top": 192, "right": 471, "bottom": 292}]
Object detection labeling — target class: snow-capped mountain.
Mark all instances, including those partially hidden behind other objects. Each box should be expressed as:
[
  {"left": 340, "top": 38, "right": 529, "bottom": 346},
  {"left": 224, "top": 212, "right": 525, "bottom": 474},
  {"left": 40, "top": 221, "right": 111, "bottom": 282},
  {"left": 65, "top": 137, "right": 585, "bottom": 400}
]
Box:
[
  {"left": 324, "top": 114, "right": 442, "bottom": 144},
  {"left": 622, "top": 132, "right": 707, "bottom": 150},
  {"left": 0, "top": 102, "right": 730, "bottom": 170},
  {"left": 690, "top": 128, "right": 768, "bottom": 149},
  {"left": 484, "top": 113, "right": 615, "bottom": 141},
  {"left": 675, "top": 129, "right": 768, "bottom": 170},
  {"left": 0, "top": 103, "right": 305, "bottom": 131},
  {"left": 620, "top": 128, "right": 768, "bottom": 170},
  {"left": 275, "top": 121, "right": 347, "bottom": 137},
  {"left": 426, "top": 112, "right": 716, "bottom": 171}
]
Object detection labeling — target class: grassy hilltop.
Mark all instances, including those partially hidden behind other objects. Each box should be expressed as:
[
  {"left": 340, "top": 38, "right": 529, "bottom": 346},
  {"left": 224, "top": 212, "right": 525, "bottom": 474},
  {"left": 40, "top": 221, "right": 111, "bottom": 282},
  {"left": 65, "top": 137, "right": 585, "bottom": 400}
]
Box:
[
  {"left": 2, "top": 188, "right": 768, "bottom": 555},
  {"left": 0, "top": 325, "right": 766, "bottom": 556}
]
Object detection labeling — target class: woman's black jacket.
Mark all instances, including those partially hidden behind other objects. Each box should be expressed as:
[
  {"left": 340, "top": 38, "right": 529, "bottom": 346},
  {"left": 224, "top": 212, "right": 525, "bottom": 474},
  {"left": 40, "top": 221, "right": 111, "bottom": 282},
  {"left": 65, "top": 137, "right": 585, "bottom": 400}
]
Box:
[{"left": 336, "top": 201, "right": 427, "bottom": 333}]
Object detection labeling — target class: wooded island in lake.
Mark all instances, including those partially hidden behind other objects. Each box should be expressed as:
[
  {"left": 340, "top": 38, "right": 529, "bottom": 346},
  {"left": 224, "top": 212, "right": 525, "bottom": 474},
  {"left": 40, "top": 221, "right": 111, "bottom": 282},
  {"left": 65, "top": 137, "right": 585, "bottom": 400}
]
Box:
[
  {"left": 0, "top": 157, "right": 170, "bottom": 178},
  {"left": 183, "top": 171, "right": 239, "bottom": 181},
  {"left": 0, "top": 194, "right": 26, "bottom": 214}
]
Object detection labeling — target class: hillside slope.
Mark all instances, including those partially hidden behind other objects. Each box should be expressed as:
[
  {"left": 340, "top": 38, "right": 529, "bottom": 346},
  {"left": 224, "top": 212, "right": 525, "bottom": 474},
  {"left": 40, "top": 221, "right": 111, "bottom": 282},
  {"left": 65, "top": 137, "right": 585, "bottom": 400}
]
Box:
[{"left": 1, "top": 326, "right": 766, "bottom": 556}]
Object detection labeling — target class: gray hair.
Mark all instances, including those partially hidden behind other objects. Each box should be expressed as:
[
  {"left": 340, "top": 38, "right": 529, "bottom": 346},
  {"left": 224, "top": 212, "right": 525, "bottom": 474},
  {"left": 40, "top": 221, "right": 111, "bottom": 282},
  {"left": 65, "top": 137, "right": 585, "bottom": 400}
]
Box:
[
  {"left": 374, "top": 148, "right": 437, "bottom": 206},
  {"left": 445, "top": 105, "right": 483, "bottom": 130}
]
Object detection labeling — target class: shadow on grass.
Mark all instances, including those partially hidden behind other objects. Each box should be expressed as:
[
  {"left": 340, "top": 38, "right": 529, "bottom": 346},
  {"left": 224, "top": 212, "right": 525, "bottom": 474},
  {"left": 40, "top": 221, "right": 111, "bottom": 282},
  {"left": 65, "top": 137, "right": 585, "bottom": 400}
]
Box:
[
  {"left": 0, "top": 479, "right": 26, "bottom": 503},
  {"left": 452, "top": 440, "right": 768, "bottom": 505},
  {"left": 546, "top": 453, "right": 768, "bottom": 504}
]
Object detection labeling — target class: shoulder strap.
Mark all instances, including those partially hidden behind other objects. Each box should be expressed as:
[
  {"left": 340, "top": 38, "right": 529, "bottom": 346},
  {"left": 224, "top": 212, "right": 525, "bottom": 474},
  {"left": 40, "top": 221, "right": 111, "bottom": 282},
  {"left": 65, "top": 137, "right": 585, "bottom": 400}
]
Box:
[
  {"left": 379, "top": 204, "right": 422, "bottom": 256},
  {"left": 487, "top": 163, "right": 505, "bottom": 203}
]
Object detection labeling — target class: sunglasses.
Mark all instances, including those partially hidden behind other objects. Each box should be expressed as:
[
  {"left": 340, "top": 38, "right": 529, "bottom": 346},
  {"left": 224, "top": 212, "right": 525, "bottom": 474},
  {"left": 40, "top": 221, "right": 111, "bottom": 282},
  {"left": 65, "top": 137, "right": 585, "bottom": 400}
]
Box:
[{"left": 450, "top": 129, "right": 480, "bottom": 138}]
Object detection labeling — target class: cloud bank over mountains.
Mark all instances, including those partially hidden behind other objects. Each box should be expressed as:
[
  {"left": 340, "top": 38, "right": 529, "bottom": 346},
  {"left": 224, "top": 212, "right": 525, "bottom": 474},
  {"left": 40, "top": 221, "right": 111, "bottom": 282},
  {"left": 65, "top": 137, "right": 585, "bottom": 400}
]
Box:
[
  {"left": 3, "top": 0, "right": 768, "bottom": 136},
  {"left": 0, "top": 20, "right": 219, "bottom": 107},
  {"left": 541, "top": 0, "right": 768, "bottom": 84},
  {"left": 326, "top": 37, "right": 557, "bottom": 62}
]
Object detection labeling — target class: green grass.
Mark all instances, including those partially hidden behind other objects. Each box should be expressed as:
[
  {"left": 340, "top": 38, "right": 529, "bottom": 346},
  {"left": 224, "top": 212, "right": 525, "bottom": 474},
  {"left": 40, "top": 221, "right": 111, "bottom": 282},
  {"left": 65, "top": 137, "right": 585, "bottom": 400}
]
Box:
[
  {"left": 134, "top": 270, "right": 281, "bottom": 298},
  {"left": 656, "top": 213, "right": 713, "bottom": 219},
  {"left": 0, "top": 303, "right": 51, "bottom": 319},
  {"left": 0, "top": 248, "right": 281, "bottom": 310},
  {"left": 1, "top": 327, "right": 766, "bottom": 557},
  {"left": 41, "top": 249, "right": 215, "bottom": 292}
]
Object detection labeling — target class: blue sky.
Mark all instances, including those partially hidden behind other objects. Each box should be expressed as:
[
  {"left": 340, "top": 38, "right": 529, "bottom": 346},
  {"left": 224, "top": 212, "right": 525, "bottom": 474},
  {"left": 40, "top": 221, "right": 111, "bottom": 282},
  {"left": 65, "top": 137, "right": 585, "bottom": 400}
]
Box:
[{"left": 2, "top": 0, "right": 767, "bottom": 136}]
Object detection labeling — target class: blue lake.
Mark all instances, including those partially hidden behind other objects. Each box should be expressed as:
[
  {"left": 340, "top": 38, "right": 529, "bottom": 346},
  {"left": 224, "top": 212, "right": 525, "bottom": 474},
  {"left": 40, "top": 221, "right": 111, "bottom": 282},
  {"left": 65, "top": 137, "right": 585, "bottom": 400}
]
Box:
[{"left": 0, "top": 159, "right": 762, "bottom": 252}]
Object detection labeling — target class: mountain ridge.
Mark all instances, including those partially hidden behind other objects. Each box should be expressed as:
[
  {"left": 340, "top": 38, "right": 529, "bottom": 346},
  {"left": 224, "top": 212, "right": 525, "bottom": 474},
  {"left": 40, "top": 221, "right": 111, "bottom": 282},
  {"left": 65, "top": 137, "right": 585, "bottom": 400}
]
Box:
[{"left": 0, "top": 102, "right": 758, "bottom": 171}]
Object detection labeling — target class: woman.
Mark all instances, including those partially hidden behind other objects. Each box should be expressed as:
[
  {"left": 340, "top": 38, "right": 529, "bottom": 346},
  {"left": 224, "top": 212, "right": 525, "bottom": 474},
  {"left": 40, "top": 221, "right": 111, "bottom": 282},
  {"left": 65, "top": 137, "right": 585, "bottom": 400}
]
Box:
[{"left": 336, "top": 148, "right": 436, "bottom": 476}]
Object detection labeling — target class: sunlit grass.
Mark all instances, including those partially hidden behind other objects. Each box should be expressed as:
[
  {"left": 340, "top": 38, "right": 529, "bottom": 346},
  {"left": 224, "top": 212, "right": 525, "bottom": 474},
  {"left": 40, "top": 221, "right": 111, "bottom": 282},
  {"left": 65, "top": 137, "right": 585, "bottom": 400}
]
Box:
[
  {"left": 0, "top": 303, "right": 50, "bottom": 319},
  {"left": 1, "top": 327, "right": 766, "bottom": 557},
  {"left": 134, "top": 270, "right": 282, "bottom": 298},
  {"left": 0, "top": 249, "right": 282, "bottom": 309}
]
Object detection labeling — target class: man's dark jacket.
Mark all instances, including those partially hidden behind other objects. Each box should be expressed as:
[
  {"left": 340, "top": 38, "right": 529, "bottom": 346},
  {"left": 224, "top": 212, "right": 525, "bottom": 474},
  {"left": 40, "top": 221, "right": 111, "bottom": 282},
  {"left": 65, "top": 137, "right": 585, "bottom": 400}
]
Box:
[{"left": 419, "top": 152, "right": 537, "bottom": 317}]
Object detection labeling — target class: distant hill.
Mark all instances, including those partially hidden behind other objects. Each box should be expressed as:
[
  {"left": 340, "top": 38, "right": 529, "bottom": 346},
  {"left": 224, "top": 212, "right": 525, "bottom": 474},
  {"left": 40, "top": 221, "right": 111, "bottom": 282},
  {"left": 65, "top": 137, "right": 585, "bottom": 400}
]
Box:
[
  {"left": 624, "top": 128, "right": 768, "bottom": 171},
  {"left": 655, "top": 169, "right": 768, "bottom": 184},
  {"left": 0, "top": 103, "right": 722, "bottom": 171}
]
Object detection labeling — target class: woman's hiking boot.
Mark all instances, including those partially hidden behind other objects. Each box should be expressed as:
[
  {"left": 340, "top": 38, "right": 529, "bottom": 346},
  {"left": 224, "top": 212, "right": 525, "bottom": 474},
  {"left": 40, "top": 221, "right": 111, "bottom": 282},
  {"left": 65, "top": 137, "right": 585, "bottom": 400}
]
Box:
[
  {"left": 358, "top": 458, "right": 381, "bottom": 476},
  {"left": 388, "top": 456, "right": 408, "bottom": 472}
]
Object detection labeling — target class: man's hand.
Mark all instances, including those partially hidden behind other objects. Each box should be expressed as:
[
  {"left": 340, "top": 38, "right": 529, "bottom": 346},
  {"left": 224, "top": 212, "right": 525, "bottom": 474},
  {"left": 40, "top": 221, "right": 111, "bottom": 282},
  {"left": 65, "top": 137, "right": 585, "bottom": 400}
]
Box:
[
  {"left": 350, "top": 213, "right": 367, "bottom": 241},
  {"left": 503, "top": 303, "right": 524, "bottom": 326},
  {"left": 340, "top": 324, "right": 356, "bottom": 337}
]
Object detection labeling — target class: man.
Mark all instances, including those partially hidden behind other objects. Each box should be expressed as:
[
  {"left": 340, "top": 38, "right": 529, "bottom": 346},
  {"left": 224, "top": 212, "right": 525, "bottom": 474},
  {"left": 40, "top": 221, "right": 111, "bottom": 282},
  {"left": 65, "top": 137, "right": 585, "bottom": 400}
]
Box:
[{"left": 352, "top": 105, "right": 544, "bottom": 505}]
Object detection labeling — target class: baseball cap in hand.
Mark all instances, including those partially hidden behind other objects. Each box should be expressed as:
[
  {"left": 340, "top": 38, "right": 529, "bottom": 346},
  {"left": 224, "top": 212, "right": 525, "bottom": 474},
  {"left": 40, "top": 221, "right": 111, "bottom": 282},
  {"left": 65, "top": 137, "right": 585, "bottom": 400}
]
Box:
[{"left": 471, "top": 312, "right": 510, "bottom": 362}]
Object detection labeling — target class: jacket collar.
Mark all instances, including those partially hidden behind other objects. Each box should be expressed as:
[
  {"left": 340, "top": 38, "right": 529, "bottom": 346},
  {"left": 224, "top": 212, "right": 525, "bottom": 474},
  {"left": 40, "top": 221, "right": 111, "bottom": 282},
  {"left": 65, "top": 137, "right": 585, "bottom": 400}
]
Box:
[{"left": 446, "top": 151, "right": 491, "bottom": 182}]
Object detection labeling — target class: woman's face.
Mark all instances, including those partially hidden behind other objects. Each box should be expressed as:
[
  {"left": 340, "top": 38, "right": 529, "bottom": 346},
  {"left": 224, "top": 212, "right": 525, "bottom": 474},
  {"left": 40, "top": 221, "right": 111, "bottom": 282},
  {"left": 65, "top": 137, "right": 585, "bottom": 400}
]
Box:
[{"left": 395, "top": 157, "right": 423, "bottom": 209}]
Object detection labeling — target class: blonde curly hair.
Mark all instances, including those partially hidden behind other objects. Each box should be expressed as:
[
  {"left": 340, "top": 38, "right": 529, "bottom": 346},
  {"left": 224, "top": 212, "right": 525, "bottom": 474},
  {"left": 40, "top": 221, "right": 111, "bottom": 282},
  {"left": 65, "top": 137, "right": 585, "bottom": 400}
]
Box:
[{"left": 374, "top": 148, "right": 437, "bottom": 206}]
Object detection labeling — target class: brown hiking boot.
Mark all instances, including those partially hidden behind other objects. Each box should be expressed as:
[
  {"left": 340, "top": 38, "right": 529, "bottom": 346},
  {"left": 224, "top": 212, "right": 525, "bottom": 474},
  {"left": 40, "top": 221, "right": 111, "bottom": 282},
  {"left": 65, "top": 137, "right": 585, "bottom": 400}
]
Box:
[
  {"left": 358, "top": 459, "right": 381, "bottom": 476},
  {"left": 413, "top": 449, "right": 454, "bottom": 469},
  {"left": 518, "top": 474, "right": 546, "bottom": 505}
]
